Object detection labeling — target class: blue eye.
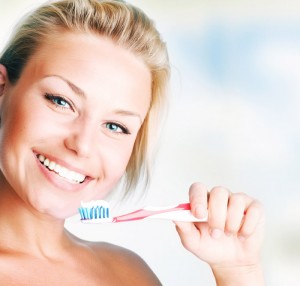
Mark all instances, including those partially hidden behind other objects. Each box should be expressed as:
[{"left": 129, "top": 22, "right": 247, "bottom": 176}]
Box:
[
  {"left": 106, "top": 122, "right": 130, "bottom": 135},
  {"left": 53, "top": 97, "right": 69, "bottom": 108},
  {"left": 45, "top": 93, "right": 72, "bottom": 110}
]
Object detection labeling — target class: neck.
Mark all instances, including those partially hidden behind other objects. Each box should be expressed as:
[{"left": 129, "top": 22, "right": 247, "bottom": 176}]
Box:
[{"left": 0, "top": 174, "right": 70, "bottom": 259}]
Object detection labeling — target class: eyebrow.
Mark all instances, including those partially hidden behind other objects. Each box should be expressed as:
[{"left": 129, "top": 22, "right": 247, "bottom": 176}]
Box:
[
  {"left": 114, "top": 109, "right": 143, "bottom": 124},
  {"left": 44, "top": 74, "right": 85, "bottom": 97},
  {"left": 44, "top": 74, "right": 143, "bottom": 124}
]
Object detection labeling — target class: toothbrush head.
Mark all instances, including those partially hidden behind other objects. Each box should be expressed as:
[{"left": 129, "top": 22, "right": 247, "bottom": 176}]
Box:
[{"left": 78, "top": 200, "right": 113, "bottom": 223}]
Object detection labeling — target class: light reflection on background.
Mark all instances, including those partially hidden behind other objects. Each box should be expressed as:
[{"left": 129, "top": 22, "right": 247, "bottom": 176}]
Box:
[{"left": 1, "top": 0, "right": 300, "bottom": 285}]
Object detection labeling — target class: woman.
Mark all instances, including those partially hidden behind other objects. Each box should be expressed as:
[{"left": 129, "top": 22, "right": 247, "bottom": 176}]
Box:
[{"left": 0, "top": 0, "right": 265, "bottom": 285}]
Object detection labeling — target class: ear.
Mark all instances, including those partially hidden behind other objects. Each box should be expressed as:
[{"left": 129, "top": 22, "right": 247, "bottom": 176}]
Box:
[{"left": 0, "top": 64, "right": 8, "bottom": 96}]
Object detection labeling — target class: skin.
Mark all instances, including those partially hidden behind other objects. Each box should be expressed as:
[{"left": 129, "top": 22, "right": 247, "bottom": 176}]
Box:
[
  {"left": 0, "top": 32, "right": 265, "bottom": 285},
  {"left": 0, "top": 32, "right": 160, "bottom": 285},
  {"left": 176, "top": 183, "right": 265, "bottom": 285}
]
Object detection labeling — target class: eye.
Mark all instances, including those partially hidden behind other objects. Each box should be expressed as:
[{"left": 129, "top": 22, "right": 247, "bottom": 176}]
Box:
[
  {"left": 45, "top": 93, "right": 73, "bottom": 111},
  {"left": 105, "top": 122, "right": 130, "bottom": 135}
]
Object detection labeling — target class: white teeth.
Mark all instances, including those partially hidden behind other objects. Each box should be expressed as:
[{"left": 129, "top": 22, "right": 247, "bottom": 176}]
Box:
[
  {"left": 59, "top": 167, "right": 68, "bottom": 177},
  {"left": 76, "top": 173, "right": 85, "bottom": 182},
  {"left": 38, "top": 154, "right": 45, "bottom": 162},
  {"left": 70, "top": 171, "right": 78, "bottom": 182},
  {"left": 44, "top": 158, "right": 50, "bottom": 167},
  {"left": 37, "top": 154, "right": 86, "bottom": 183},
  {"left": 54, "top": 164, "right": 61, "bottom": 173},
  {"left": 48, "top": 161, "right": 55, "bottom": 171}
]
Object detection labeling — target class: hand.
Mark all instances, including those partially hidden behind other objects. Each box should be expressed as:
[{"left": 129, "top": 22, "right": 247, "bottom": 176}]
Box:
[{"left": 174, "top": 183, "right": 265, "bottom": 285}]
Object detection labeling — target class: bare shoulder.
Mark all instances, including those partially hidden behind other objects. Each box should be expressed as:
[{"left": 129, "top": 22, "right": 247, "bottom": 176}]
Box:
[
  {"left": 70, "top": 233, "right": 162, "bottom": 286},
  {"left": 91, "top": 241, "right": 161, "bottom": 285}
]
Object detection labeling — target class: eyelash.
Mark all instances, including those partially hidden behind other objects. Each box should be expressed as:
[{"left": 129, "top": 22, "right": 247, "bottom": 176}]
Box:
[
  {"left": 44, "top": 93, "right": 74, "bottom": 111},
  {"left": 44, "top": 93, "right": 130, "bottom": 135},
  {"left": 106, "top": 122, "right": 131, "bottom": 135}
]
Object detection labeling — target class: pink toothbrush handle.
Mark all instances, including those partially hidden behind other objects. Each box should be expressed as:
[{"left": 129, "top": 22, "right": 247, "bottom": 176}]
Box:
[{"left": 112, "top": 203, "right": 191, "bottom": 222}]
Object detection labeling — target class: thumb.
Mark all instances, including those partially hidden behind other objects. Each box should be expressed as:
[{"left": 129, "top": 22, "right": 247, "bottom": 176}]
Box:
[{"left": 174, "top": 221, "right": 202, "bottom": 253}]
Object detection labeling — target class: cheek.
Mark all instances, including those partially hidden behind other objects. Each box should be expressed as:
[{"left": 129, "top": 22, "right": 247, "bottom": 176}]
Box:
[
  {"left": 107, "top": 141, "right": 134, "bottom": 174},
  {"left": 0, "top": 110, "right": 27, "bottom": 163},
  {"left": 99, "top": 138, "right": 136, "bottom": 184},
  {"left": 1, "top": 95, "right": 38, "bottom": 144}
]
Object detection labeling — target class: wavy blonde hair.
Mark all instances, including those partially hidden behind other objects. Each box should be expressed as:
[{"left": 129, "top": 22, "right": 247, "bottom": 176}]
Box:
[{"left": 0, "top": 0, "right": 170, "bottom": 195}]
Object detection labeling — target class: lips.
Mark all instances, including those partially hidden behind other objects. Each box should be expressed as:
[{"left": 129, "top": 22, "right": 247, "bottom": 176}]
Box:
[{"left": 37, "top": 154, "right": 86, "bottom": 184}]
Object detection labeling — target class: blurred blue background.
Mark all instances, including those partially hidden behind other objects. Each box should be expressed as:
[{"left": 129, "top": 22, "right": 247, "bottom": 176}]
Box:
[{"left": 1, "top": 0, "right": 300, "bottom": 285}]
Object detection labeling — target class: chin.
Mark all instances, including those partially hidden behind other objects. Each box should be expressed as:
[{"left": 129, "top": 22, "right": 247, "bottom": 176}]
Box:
[
  {"left": 27, "top": 195, "right": 79, "bottom": 221},
  {"left": 45, "top": 207, "right": 78, "bottom": 220}
]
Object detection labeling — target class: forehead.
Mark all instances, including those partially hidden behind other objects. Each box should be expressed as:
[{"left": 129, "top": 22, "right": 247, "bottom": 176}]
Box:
[
  {"left": 29, "top": 31, "right": 150, "bottom": 83},
  {"left": 17, "top": 31, "right": 152, "bottom": 111}
]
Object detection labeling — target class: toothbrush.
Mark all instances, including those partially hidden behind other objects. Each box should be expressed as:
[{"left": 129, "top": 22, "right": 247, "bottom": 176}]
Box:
[{"left": 78, "top": 200, "right": 208, "bottom": 223}]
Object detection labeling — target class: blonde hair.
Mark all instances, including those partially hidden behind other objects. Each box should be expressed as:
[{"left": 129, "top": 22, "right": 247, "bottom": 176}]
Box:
[{"left": 0, "top": 0, "right": 170, "bottom": 195}]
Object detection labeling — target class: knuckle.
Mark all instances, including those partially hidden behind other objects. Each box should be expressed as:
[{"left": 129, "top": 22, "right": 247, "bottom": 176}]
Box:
[
  {"left": 189, "top": 183, "right": 208, "bottom": 200},
  {"left": 249, "top": 200, "right": 264, "bottom": 215},
  {"left": 230, "top": 193, "right": 246, "bottom": 206},
  {"left": 191, "top": 182, "right": 204, "bottom": 189},
  {"left": 208, "top": 187, "right": 230, "bottom": 207},
  {"left": 210, "top": 186, "right": 230, "bottom": 197},
  {"left": 190, "top": 182, "right": 206, "bottom": 194}
]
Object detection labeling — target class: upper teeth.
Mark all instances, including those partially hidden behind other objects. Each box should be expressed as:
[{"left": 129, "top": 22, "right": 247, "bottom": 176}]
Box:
[{"left": 38, "top": 154, "right": 86, "bottom": 183}]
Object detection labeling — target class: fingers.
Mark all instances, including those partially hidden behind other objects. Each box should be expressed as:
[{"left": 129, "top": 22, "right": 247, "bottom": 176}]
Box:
[
  {"left": 208, "top": 186, "right": 230, "bottom": 237},
  {"left": 225, "top": 192, "right": 248, "bottom": 236},
  {"left": 187, "top": 183, "right": 264, "bottom": 239},
  {"left": 238, "top": 200, "right": 264, "bottom": 239},
  {"left": 189, "top": 182, "right": 208, "bottom": 219},
  {"left": 174, "top": 221, "right": 202, "bottom": 253}
]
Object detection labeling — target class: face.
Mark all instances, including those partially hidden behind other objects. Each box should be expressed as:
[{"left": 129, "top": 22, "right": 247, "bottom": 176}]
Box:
[{"left": 0, "top": 32, "right": 151, "bottom": 219}]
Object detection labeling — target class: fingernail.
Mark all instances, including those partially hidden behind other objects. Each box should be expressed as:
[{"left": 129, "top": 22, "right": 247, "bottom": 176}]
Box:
[
  {"left": 196, "top": 204, "right": 207, "bottom": 218},
  {"left": 211, "top": 229, "right": 223, "bottom": 239}
]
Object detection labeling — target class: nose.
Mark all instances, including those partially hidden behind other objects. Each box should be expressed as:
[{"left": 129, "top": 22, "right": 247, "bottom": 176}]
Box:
[{"left": 64, "top": 118, "right": 96, "bottom": 158}]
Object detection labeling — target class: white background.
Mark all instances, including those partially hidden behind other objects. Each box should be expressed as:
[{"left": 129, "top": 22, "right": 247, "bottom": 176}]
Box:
[{"left": 1, "top": 0, "right": 300, "bottom": 285}]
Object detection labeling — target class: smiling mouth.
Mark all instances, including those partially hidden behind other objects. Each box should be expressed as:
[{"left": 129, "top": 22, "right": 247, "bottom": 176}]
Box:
[{"left": 37, "top": 154, "right": 86, "bottom": 184}]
